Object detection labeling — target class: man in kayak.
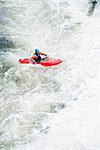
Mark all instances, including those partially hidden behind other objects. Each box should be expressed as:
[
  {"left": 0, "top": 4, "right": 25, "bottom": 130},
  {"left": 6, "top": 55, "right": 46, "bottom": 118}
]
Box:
[
  {"left": 31, "top": 49, "right": 47, "bottom": 63},
  {"left": 91, "top": 0, "right": 97, "bottom": 9},
  {"left": 87, "top": 0, "right": 98, "bottom": 16}
]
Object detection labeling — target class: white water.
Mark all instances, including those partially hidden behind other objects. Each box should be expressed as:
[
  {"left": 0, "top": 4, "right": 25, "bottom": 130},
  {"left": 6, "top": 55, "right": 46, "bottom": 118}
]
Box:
[{"left": 0, "top": 0, "right": 100, "bottom": 150}]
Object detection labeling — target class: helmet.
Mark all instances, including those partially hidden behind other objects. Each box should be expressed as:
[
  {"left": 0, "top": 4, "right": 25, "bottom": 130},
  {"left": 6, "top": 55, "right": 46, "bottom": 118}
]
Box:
[{"left": 35, "top": 49, "right": 40, "bottom": 53}]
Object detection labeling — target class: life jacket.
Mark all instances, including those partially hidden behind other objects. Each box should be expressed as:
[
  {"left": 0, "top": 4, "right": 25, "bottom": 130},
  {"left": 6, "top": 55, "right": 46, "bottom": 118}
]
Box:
[
  {"left": 31, "top": 52, "right": 47, "bottom": 62},
  {"left": 33, "top": 52, "right": 41, "bottom": 62}
]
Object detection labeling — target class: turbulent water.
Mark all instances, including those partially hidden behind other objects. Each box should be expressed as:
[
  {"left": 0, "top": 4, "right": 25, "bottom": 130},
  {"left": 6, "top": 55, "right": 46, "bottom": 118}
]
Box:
[{"left": 0, "top": 0, "right": 100, "bottom": 150}]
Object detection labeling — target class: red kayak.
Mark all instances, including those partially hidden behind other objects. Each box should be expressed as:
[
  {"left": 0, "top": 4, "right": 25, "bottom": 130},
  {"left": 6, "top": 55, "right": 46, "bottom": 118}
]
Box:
[{"left": 19, "top": 57, "right": 63, "bottom": 67}]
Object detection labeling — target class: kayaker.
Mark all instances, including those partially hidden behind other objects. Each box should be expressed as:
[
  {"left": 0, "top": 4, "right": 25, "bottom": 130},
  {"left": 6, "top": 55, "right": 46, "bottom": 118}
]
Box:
[
  {"left": 87, "top": 0, "right": 98, "bottom": 16},
  {"left": 91, "top": 0, "right": 97, "bottom": 9},
  {"left": 31, "top": 49, "right": 47, "bottom": 63}
]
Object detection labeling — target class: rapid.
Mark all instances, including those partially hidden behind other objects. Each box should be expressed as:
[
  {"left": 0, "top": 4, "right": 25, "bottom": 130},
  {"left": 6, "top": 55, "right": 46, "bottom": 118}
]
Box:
[{"left": 0, "top": 0, "right": 100, "bottom": 150}]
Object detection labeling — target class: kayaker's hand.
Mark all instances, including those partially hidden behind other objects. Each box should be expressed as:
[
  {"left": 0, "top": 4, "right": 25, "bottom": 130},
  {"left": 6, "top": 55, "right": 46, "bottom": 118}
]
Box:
[{"left": 45, "top": 54, "right": 48, "bottom": 58}]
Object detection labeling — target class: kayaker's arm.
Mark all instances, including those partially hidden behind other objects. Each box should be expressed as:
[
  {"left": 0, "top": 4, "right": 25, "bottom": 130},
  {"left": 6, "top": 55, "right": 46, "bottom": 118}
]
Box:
[
  {"left": 40, "top": 52, "right": 47, "bottom": 56},
  {"left": 31, "top": 55, "right": 37, "bottom": 60}
]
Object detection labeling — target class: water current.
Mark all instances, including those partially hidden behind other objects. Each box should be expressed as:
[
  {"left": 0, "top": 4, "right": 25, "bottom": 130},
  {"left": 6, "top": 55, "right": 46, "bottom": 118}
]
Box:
[{"left": 0, "top": 0, "right": 100, "bottom": 150}]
